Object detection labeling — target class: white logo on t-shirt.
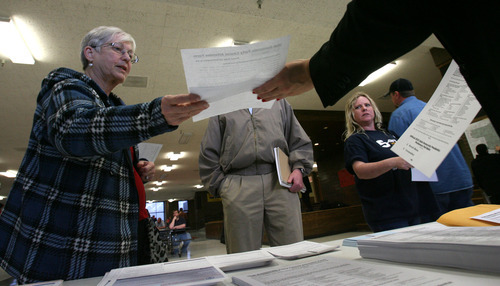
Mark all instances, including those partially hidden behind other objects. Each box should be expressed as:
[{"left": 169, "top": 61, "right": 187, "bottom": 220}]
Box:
[{"left": 376, "top": 139, "right": 396, "bottom": 148}]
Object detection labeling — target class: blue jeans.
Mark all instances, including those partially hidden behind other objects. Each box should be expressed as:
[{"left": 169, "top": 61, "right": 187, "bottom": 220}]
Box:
[
  {"left": 434, "top": 188, "right": 474, "bottom": 216},
  {"left": 172, "top": 232, "right": 191, "bottom": 254}
]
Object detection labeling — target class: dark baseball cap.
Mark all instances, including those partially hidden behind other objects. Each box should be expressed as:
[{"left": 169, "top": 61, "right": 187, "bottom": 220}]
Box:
[{"left": 384, "top": 78, "right": 413, "bottom": 97}]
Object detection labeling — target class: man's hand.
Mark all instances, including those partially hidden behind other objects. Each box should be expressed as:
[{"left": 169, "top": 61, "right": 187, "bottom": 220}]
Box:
[
  {"left": 136, "top": 160, "right": 155, "bottom": 182},
  {"left": 161, "top": 93, "right": 209, "bottom": 126},
  {"left": 287, "top": 169, "right": 305, "bottom": 193},
  {"left": 252, "top": 59, "right": 314, "bottom": 101}
]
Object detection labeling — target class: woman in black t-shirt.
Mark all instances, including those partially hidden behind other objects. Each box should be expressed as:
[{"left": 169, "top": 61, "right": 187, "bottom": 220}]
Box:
[{"left": 343, "top": 92, "right": 438, "bottom": 232}]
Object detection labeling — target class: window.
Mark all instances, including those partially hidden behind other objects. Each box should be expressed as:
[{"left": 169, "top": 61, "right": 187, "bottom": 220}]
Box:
[
  {"left": 178, "top": 200, "right": 188, "bottom": 213},
  {"left": 146, "top": 201, "right": 164, "bottom": 220}
]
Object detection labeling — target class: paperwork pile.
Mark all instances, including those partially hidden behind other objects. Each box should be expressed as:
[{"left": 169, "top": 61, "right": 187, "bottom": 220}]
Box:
[
  {"left": 97, "top": 258, "right": 226, "bottom": 286},
  {"left": 206, "top": 250, "right": 275, "bottom": 272},
  {"left": 265, "top": 240, "right": 338, "bottom": 260},
  {"left": 357, "top": 223, "right": 500, "bottom": 274},
  {"left": 232, "top": 257, "right": 499, "bottom": 286}
]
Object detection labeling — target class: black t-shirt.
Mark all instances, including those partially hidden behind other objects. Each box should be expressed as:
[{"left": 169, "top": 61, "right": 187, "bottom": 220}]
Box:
[
  {"left": 172, "top": 216, "right": 187, "bottom": 233},
  {"left": 344, "top": 130, "right": 435, "bottom": 224}
]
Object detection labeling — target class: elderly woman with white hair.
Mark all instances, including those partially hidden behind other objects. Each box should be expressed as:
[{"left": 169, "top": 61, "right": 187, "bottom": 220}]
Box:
[
  {"left": 343, "top": 92, "right": 438, "bottom": 233},
  {"left": 0, "top": 26, "right": 207, "bottom": 283}
]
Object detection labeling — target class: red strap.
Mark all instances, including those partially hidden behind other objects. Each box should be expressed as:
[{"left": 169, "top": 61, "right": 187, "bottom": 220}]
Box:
[{"left": 130, "top": 147, "right": 148, "bottom": 221}]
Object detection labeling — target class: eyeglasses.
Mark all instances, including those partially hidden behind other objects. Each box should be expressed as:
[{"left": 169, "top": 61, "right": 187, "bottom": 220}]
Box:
[{"left": 98, "top": 42, "right": 139, "bottom": 64}]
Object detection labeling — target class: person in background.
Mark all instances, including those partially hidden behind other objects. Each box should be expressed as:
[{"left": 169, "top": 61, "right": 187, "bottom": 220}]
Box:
[
  {"left": 387, "top": 78, "right": 473, "bottom": 215},
  {"left": 199, "top": 101, "right": 313, "bottom": 254},
  {"left": 0, "top": 26, "right": 207, "bottom": 284},
  {"left": 301, "top": 176, "right": 314, "bottom": 212},
  {"left": 178, "top": 208, "right": 188, "bottom": 222},
  {"left": 343, "top": 92, "right": 439, "bottom": 232},
  {"left": 156, "top": 217, "right": 167, "bottom": 230},
  {"left": 169, "top": 210, "right": 191, "bottom": 257},
  {"left": 253, "top": 0, "right": 500, "bottom": 136},
  {"left": 471, "top": 144, "right": 500, "bottom": 204}
]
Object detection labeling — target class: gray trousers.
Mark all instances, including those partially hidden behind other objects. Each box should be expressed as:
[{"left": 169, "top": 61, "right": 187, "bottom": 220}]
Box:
[{"left": 220, "top": 172, "right": 303, "bottom": 254}]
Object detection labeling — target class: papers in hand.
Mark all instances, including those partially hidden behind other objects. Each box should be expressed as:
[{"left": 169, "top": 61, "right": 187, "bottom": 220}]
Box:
[
  {"left": 273, "top": 147, "right": 292, "bottom": 188},
  {"left": 181, "top": 36, "right": 290, "bottom": 122},
  {"left": 264, "top": 240, "right": 339, "bottom": 260},
  {"left": 391, "top": 60, "right": 482, "bottom": 177},
  {"left": 137, "top": 143, "right": 162, "bottom": 162}
]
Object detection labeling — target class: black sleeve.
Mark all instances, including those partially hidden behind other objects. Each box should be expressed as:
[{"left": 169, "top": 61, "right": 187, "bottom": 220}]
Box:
[{"left": 309, "top": 0, "right": 432, "bottom": 107}]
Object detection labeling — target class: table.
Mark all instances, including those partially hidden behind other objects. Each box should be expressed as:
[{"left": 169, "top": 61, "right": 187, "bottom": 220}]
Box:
[{"left": 59, "top": 232, "right": 500, "bottom": 285}]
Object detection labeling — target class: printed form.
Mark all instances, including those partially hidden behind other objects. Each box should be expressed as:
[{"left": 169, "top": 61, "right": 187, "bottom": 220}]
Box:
[
  {"left": 391, "top": 60, "right": 482, "bottom": 177},
  {"left": 181, "top": 36, "right": 290, "bottom": 122}
]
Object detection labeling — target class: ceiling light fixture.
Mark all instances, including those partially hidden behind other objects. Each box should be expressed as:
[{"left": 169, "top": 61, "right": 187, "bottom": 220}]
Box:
[
  {"left": 153, "top": 181, "right": 167, "bottom": 186},
  {"left": 0, "top": 16, "right": 35, "bottom": 64},
  {"left": 160, "top": 165, "right": 175, "bottom": 172},
  {"left": 166, "top": 152, "right": 184, "bottom": 161},
  {"left": 358, "top": 62, "right": 397, "bottom": 86},
  {"left": 0, "top": 169, "right": 18, "bottom": 178},
  {"left": 194, "top": 184, "right": 204, "bottom": 189}
]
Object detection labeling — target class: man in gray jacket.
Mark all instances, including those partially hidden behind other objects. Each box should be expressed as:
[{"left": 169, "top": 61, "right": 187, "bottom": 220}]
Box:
[{"left": 199, "top": 100, "right": 313, "bottom": 253}]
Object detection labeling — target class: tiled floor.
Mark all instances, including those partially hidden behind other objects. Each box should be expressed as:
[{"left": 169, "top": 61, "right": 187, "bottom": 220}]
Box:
[{"left": 0, "top": 228, "right": 370, "bottom": 285}]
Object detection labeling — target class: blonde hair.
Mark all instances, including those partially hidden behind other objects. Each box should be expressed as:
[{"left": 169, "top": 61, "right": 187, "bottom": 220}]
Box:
[{"left": 343, "top": 92, "right": 384, "bottom": 141}]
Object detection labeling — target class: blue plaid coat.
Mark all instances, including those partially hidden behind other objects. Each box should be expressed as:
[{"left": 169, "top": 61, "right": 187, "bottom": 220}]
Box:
[{"left": 0, "top": 68, "right": 176, "bottom": 283}]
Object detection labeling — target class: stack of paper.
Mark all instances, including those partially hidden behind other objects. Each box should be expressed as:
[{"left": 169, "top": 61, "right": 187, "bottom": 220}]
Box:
[
  {"left": 357, "top": 223, "right": 500, "bottom": 274},
  {"left": 206, "top": 250, "right": 275, "bottom": 272},
  {"left": 342, "top": 230, "right": 396, "bottom": 247},
  {"left": 264, "top": 240, "right": 338, "bottom": 260},
  {"left": 97, "top": 258, "right": 226, "bottom": 286},
  {"left": 232, "top": 257, "right": 499, "bottom": 286}
]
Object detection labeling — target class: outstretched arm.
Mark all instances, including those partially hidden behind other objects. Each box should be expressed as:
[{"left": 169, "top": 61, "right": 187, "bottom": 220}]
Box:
[{"left": 253, "top": 59, "right": 313, "bottom": 102}]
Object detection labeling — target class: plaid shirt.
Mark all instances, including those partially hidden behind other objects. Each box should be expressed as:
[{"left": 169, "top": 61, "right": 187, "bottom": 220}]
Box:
[{"left": 0, "top": 68, "right": 176, "bottom": 283}]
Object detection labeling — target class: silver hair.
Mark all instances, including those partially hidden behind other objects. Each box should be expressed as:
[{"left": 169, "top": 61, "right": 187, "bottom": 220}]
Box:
[{"left": 80, "top": 26, "right": 136, "bottom": 70}]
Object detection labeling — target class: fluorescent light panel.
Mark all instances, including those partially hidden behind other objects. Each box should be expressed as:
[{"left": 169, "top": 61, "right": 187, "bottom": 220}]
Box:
[
  {"left": 358, "top": 62, "right": 397, "bottom": 86},
  {"left": 0, "top": 17, "right": 35, "bottom": 64},
  {"left": 0, "top": 170, "right": 17, "bottom": 178}
]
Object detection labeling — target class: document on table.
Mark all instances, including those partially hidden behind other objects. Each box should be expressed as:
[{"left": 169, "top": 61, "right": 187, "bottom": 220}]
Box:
[
  {"left": 391, "top": 60, "right": 482, "bottom": 177},
  {"left": 97, "top": 257, "right": 226, "bottom": 286},
  {"left": 342, "top": 229, "right": 397, "bottom": 247},
  {"left": 231, "top": 257, "right": 500, "bottom": 286},
  {"left": 181, "top": 36, "right": 290, "bottom": 122},
  {"left": 205, "top": 249, "right": 275, "bottom": 272},
  {"left": 357, "top": 222, "right": 500, "bottom": 273},
  {"left": 264, "top": 240, "right": 338, "bottom": 260},
  {"left": 471, "top": 208, "right": 500, "bottom": 224}
]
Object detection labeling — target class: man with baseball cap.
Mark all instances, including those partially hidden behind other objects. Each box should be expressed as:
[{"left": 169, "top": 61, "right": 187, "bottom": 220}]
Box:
[{"left": 387, "top": 78, "right": 474, "bottom": 217}]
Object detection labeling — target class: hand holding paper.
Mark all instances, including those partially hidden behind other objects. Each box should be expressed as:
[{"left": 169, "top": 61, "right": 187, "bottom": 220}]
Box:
[{"left": 181, "top": 36, "right": 291, "bottom": 121}]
